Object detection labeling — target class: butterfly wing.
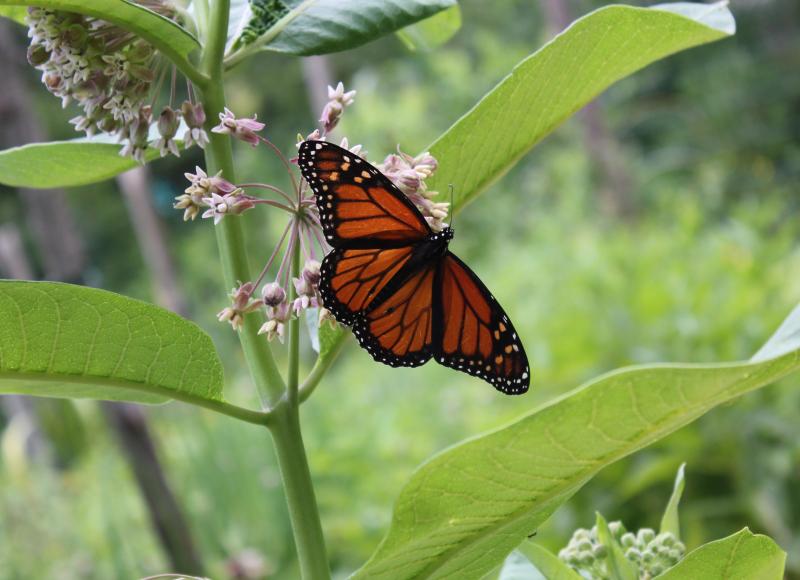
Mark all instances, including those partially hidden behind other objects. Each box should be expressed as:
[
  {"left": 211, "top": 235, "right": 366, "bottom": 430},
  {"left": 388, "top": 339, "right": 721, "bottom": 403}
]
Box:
[
  {"left": 298, "top": 140, "right": 431, "bottom": 248},
  {"left": 434, "top": 252, "right": 530, "bottom": 394},
  {"left": 351, "top": 262, "right": 437, "bottom": 368},
  {"left": 319, "top": 246, "right": 416, "bottom": 326}
]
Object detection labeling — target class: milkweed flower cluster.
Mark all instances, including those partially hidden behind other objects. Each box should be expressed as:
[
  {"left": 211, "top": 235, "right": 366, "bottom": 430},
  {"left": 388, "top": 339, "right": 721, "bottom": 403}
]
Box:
[
  {"left": 25, "top": 4, "right": 208, "bottom": 162},
  {"left": 377, "top": 149, "right": 448, "bottom": 231},
  {"left": 559, "top": 523, "right": 686, "bottom": 579},
  {"left": 177, "top": 82, "right": 445, "bottom": 343}
]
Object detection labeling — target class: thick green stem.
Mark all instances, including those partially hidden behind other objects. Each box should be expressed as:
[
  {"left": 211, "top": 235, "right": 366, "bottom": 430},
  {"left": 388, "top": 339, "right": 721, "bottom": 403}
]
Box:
[
  {"left": 269, "top": 405, "right": 330, "bottom": 579},
  {"left": 198, "top": 2, "right": 330, "bottom": 576},
  {"left": 197, "top": 0, "right": 285, "bottom": 408},
  {"left": 287, "top": 226, "right": 302, "bottom": 405}
]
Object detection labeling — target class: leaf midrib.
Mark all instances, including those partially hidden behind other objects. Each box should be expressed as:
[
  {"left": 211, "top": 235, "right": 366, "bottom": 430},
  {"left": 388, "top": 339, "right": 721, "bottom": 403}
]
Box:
[{"left": 0, "top": 369, "right": 270, "bottom": 425}]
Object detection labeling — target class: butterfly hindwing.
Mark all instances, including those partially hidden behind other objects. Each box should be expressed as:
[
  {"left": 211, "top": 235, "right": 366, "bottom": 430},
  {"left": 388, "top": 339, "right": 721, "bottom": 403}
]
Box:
[
  {"left": 351, "top": 263, "right": 436, "bottom": 368},
  {"left": 298, "top": 140, "right": 431, "bottom": 247},
  {"left": 319, "top": 246, "right": 416, "bottom": 326},
  {"left": 434, "top": 252, "right": 530, "bottom": 394}
]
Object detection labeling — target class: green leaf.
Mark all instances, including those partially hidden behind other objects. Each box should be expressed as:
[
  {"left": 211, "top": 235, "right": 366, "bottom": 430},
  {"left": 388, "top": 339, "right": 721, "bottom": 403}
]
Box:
[
  {"left": 425, "top": 2, "right": 735, "bottom": 212},
  {"left": 396, "top": 5, "right": 461, "bottom": 52},
  {"left": 657, "top": 528, "right": 786, "bottom": 580},
  {"left": 0, "top": 137, "right": 164, "bottom": 189},
  {"left": 353, "top": 309, "right": 800, "bottom": 578},
  {"left": 0, "top": 281, "right": 224, "bottom": 406},
  {"left": 516, "top": 542, "right": 582, "bottom": 580},
  {"left": 318, "top": 321, "right": 345, "bottom": 360},
  {"left": 0, "top": 0, "right": 200, "bottom": 82},
  {"left": 596, "top": 513, "right": 638, "bottom": 580},
  {"left": 0, "top": 5, "right": 26, "bottom": 24},
  {"left": 659, "top": 463, "right": 687, "bottom": 539},
  {"left": 225, "top": 0, "right": 457, "bottom": 65}
]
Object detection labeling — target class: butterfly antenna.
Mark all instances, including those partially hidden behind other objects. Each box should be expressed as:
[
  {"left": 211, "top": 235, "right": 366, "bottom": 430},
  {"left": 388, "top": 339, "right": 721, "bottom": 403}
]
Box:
[{"left": 448, "top": 183, "right": 455, "bottom": 229}]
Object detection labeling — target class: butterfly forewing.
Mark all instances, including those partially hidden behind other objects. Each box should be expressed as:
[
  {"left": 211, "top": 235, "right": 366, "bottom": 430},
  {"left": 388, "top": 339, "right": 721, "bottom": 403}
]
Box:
[
  {"left": 298, "top": 141, "right": 431, "bottom": 247},
  {"left": 435, "top": 253, "right": 530, "bottom": 394}
]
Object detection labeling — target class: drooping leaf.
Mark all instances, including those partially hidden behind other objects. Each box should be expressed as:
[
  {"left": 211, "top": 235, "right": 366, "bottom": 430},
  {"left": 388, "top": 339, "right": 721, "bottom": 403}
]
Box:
[
  {"left": 396, "top": 5, "right": 461, "bottom": 52},
  {"left": 0, "top": 281, "right": 224, "bottom": 405},
  {"left": 353, "top": 306, "right": 800, "bottom": 578},
  {"left": 225, "top": 0, "right": 457, "bottom": 63},
  {"left": 425, "top": 2, "right": 736, "bottom": 212},
  {"left": 493, "top": 551, "right": 545, "bottom": 580},
  {"left": 596, "top": 513, "right": 638, "bottom": 580},
  {"left": 659, "top": 463, "right": 687, "bottom": 539},
  {"left": 657, "top": 528, "right": 786, "bottom": 580},
  {"left": 516, "top": 542, "right": 582, "bottom": 580},
  {"left": 0, "top": 134, "right": 175, "bottom": 188},
  {"left": 752, "top": 301, "right": 800, "bottom": 362},
  {"left": 0, "top": 0, "right": 200, "bottom": 79}
]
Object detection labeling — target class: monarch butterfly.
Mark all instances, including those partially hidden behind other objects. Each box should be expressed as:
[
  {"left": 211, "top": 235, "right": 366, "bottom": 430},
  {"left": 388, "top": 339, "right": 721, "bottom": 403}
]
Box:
[{"left": 298, "top": 140, "right": 530, "bottom": 394}]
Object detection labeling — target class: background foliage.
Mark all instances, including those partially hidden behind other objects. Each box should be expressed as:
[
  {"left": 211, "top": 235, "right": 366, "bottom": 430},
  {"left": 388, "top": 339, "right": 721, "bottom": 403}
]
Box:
[{"left": 0, "top": 0, "right": 799, "bottom": 578}]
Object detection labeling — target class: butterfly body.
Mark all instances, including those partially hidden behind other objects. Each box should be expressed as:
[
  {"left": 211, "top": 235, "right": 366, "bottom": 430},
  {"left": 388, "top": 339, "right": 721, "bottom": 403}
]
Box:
[{"left": 299, "top": 140, "right": 530, "bottom": 394}]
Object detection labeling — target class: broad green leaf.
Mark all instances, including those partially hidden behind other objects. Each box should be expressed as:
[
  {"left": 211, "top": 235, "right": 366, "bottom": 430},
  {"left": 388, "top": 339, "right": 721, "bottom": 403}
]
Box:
[
  {"left": 0, "top": 5, "right": 26, "bottom": 24},
  {"left": 225, "top": 0, "right": 457, "bottom": 65},
  {"left": 516, "top": 542, "right": 582, "bottom": 580},
  {"left": 596, "top": 513, "right": 638, "bottom": 580},
  {"left": 353, "top": 310, "right": 800, "bottom": 578},
  {"left": 425, "top": 3, "right": 735, "bottom": 212},
  {"left": 396, "top": 5, "right": 461, "bottom": 52},
  {"left": 0, "top": 281, "right": 224, "bottom": 405},
  {"left": 659, "top": 463, "right": 686, "bottom": 539},
  {"left": 0, "top": 136, "right": 172, "bottom": 188},
  {"left": 0, "top": 0, "right": 200, "bottom": 81},
  {"left": 657, "top": 528, "right": 786, "bottom": 580}
]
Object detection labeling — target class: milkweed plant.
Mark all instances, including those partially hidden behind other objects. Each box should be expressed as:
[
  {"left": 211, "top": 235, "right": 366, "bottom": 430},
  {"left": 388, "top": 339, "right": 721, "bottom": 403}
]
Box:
[{"left": 0, "top": 1, "right": 794, "bottom": 578}]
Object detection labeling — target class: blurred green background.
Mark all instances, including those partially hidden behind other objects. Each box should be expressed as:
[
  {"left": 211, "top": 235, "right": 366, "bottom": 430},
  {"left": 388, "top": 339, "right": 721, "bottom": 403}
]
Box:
[{"left": 1, "top": 0, "right": 799, "bottom": 578}]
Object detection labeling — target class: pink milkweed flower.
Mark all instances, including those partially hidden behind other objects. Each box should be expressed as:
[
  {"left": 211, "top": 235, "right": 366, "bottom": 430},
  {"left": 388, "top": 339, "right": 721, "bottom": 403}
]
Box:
[
  {"left": 217, "top": 282, "right": 262, "bottom": 331},
  {"left": 201, "top": 191, "right": 255, "bottom": 225},
  {"left": 319, "top": 82, "right": 356, "bottom": 133},
  {"left": 212, "top": 107, "right": 265, "bottom": 147},
  {"left": 259, "top": 301, "right": 292, "bottom": 342}
]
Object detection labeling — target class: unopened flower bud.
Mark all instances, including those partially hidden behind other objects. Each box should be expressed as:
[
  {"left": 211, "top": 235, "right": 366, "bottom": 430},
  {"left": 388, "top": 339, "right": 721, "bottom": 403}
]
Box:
[
  {"left": 625, "top": 548, "right": 642, "bottom": 561},
  {"left": 637, "top": 528, "right": 656, "bottom": 545},
  {"left": 261, "top": 282, "right": 286, "bottom": 307},
  {"left": 608, "top": 521, "right": 626, "bottom": 538},
  {"left": 302, "top": 260, "right": 321, "bottom": 287},
  {"left": 156, "top": 106, "right": 181, "bottom": 157},
  {"left": 181, "top": 100, "right": 206, "bottom": 128},
  {"left": 620, "top": 532, "right": 636, "bottom": 548}
]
